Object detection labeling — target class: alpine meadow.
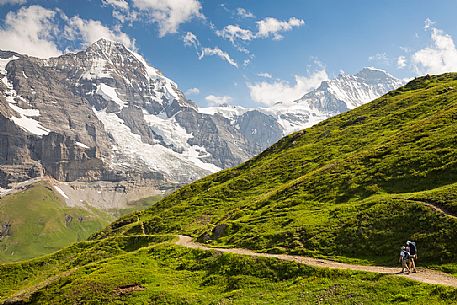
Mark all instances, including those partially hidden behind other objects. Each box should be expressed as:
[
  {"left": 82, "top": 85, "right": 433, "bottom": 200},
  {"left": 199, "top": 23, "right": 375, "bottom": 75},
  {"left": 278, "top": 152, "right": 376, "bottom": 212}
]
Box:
[
  {"left": 1, "top": 1, "right": 457, "bottom": 304},
  {"left": 1, "top": 73, "right": 457, "bottom": 304}
]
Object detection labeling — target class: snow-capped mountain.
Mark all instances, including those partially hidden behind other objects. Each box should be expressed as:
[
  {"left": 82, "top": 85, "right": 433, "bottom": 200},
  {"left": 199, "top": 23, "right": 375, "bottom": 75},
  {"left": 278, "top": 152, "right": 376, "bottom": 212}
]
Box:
[
  {"left": 202, "top": 68, "right": 404, "bottom": 135},
  {"left": 0, "top": 39, "right": 282, "bottom": 187},
  {"left": 0, "top": 39, "right": 404, "bottom": 189}
]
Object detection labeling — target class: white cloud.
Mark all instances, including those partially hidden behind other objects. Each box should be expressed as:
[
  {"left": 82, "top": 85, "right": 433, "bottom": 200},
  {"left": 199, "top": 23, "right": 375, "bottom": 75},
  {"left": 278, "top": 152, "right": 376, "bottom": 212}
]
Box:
[
  {"left": 218, "top": 17, "right": 304, "bottom": 44},
  {"left": 102, "top": 0, "right": 128, "bottom": 10},
  {"left": 216, "top": 24, "right": 254, "bottom": 43},
  {"left": 112, "top": 9, "right": 138, "bottom": 24},
  {"left": 397, "top": 56, "right": 407, "bottom": 69},
  {"left": 185, "top": 87, "right": 200, "bottom": 95},
  {"left": 0, "top": 0, "right": 25, "bottom": 5},
  {"left": 199, "top": 47, "right": 238, "bottom": 68},
  {"left": 411, "top": 24, "right": 457, "bottom": 74},
  {"left": 183, "top": 31, "right": 199, "bottom": 48},
  {"left": 236, "top": 7, "right": 254, "bottom": 18},
  {"left": 248, "top": 69, "right": 328, "bottom": 106},
  {"left": 0, "top": 5, "right": 136, "bottom": 58},
  {"left": 368, "top": 52, "right": 389, "bottom": 65},
  {"left": 0, "top": 5, "right": 61, "bottom": 58},
  {"left": 132, "top": 0, "right": 203, "bottom": 37},
  {"left": 64, "top": 16, "right": 135, "bottom": 49},
  {"left": 257, "top": 17, "right": 304, "bottom": 40},
  {"left": 257, "top": 72, "right": 272, "bottom": 79},
  {"left": 205, "top": 95, "right": 232, "bottom": 106}
]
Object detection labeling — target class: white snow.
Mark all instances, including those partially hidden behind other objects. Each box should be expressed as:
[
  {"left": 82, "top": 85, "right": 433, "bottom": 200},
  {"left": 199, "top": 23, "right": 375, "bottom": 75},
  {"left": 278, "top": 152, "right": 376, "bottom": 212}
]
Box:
[
  {"left": 0, "top": 56, "right": 18, "bottom": 75},
  {"left": 22, "top": 71, "right": 28, "bottom": 79},
  {"left": 199, "top": 105, "right": 249, "bottom": 122},
  {"left": 143, "top": 111, "right": 191, "bottom": 150},
  {"left": 53, "top": 186, "right": 69, "bottom": 199},
  {"left": 130, "top": 49, "right": 182, "bottom": 102},
  {"left": 75, "top": 141, "right": 90, "bottom": 149},
  {"left": 8, "top": 102, "right": 40, "bottom": 117},
  {"left": 130, "top": 51, "right": 159, "bottom": 79},
  {"left": 10, "top": 113, "right": 50, "bottom": 136},
  {"left": 96, "top": 83, "right": 126, "bottom": 109},
  {"left": 1, "top": 60, "right": 50, "bottom": 136},
  {"left": 93, "top": 108, "right": 220, "bottom": 181},
  {"left": 261, "top": 102, "right": 328, "bottom": 134}
]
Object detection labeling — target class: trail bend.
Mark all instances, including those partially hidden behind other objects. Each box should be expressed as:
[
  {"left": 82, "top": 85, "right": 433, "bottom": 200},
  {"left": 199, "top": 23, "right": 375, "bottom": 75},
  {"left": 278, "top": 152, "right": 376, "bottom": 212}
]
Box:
[{"left": 176, "top": 235, "right": 457, "bottom": 288}]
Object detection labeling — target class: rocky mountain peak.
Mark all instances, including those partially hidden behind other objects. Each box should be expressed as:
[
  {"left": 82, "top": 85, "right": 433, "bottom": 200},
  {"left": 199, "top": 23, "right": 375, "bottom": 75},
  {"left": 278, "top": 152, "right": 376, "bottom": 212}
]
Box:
[
  {"left": 87, "top": 38, "right": 128, "bottom": 56},
  {"left": 355, "top": 67, "right": 397, "bottom": 83}
]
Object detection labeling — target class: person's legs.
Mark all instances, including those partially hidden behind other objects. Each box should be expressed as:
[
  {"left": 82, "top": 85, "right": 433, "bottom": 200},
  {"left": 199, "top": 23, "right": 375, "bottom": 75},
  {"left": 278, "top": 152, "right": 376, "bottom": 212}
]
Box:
[
  {"left": 402, "top": 260, "right": 410, "bottom": 273},
  {"left": 410, "top": 256, "right": 416, "bottom": 272}
]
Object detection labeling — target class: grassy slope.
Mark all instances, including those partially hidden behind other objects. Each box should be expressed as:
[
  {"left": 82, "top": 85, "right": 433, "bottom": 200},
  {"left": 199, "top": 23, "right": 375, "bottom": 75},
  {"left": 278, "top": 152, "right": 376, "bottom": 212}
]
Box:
[
  {"left": 1, "top": 236, "right": 455, "bottom": 304},
  {"left": 99, "top": 73, "right": 457, "bottom": 268},
  {"left": 0, "top": 183, "right": 112, "bottom": 262},
  {"left": 2, "top": 74, "right": 457, "bottom": 304}
]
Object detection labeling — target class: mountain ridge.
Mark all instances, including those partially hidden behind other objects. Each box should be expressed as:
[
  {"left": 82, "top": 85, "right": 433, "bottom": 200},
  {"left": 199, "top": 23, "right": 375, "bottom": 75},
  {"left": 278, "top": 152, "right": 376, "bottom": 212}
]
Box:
[{"left": 1, "top": 39, "right": 403, "bottom": 190}]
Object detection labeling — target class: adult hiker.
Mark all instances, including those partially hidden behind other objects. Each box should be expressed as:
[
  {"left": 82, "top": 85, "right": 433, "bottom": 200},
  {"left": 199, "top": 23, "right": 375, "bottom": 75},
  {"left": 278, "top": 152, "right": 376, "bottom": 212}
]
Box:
[
  {"left": 399, "top": 246, "right": 410, "bottom": 274},
  {"left": 407, "top": 241, "right": 417, "bottom": 273}
]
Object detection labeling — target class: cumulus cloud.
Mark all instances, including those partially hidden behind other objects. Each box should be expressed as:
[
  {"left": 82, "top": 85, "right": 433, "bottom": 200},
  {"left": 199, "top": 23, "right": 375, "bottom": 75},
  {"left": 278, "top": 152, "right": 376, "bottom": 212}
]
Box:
[
  {"left": 216, "top": 24, "right": 254, "bottom": 43},
  {"left": 0, "top": 0, "right": 26, "bottom": 5},
  {"left": 248, "top": 69, "right": 328, "bottom": 106},
  {"left": 397, "top": 56, "right": 407, "bottom": 69},
  {"left": 236, "top": 7, "right": 255, "bottom": 18},
  {"left": 410, "top": 21, "right": 457, "bottom": 74},
  {"left": 0, "top": 5, "right": 136, "bottom": 58},
  {"left": 257, "top": 17, "right": 304, "bottom": 40},
  {"left": 205, "top": 95, "right": 232, "bottom": 106},
  {"left": 64, "top": 16, "right": 135, "bottom": 50},
  {"left": 199, "top": 47, "right": 238, "bottom": 68},
  {"left": 185, "top": 87, "right": 200, "bottom": 95},
  {"left": 217, "top": 17, "right": 304, "bottom": 45},
  {"left": 183, "top": 31, "right": 199, "bottom": 48},
  {"left": 0, "top": 5, "right": 61, "bottom": 58},
  {"left": 132, "top": 0, "right": 203, "bottom": 37},
  {"left": 102, "top": 0, "right": 128, "bottom": 10}
]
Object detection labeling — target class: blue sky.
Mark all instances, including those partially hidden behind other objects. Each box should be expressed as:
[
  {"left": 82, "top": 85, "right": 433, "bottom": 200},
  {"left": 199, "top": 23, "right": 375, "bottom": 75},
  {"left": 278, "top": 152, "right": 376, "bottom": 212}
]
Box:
[{"left": 1, "top": 0, "right": 457, "bottom": 107}]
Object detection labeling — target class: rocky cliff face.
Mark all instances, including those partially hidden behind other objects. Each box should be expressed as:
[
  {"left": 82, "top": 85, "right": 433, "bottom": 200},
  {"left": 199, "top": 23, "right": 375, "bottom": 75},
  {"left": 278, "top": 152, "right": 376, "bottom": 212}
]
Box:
[{"left": 0, "top": 40, "right": 282, "bottom": 187}]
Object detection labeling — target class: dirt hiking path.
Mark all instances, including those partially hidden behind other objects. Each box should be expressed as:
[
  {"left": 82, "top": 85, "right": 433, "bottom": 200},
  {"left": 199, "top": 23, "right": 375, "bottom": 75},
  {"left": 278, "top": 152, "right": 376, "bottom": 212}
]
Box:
[{"left": 176, "top": 235, "right": 457, "bottom": 288}]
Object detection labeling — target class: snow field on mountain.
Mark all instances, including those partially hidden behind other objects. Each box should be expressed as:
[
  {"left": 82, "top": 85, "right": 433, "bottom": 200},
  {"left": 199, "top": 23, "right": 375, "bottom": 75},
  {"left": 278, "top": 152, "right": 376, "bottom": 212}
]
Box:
[
  {"left": 1, "top": 55, "right": 50, "bottom": 136},
  {"left": 96, "top": 83, "right": 127, "bottom": 109},
  {"left": 93, "top": 108, "right": 219, "bottom": 181}
]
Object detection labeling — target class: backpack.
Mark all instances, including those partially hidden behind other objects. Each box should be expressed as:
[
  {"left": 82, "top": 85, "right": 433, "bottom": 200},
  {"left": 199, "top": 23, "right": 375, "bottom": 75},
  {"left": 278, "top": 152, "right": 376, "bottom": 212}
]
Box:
[
  {"left": 409, "top": 242, "right": 416, "bottom": 255},
  {"left": 402, "top": 251, "right": 410, "bottom": 260}
]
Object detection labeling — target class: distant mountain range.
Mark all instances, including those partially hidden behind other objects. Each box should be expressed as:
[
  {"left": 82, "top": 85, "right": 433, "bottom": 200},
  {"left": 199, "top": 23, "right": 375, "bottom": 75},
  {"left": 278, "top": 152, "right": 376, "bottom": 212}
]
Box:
[
  {"left": 203, "top": 67, "right": 403, "bottom": 135},
  {"left": 0, "top": 39, "right": 403, "bottom": 189}
]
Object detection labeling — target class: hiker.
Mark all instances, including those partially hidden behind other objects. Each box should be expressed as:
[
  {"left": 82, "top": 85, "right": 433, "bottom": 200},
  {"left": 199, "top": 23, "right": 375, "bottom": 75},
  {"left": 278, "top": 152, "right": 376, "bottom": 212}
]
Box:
[
  {"left": 407, "top": 241, "right": 417, "bottom": 273},
  {"left": 399, "top": 246, "right": 410, "bottom": 274}
]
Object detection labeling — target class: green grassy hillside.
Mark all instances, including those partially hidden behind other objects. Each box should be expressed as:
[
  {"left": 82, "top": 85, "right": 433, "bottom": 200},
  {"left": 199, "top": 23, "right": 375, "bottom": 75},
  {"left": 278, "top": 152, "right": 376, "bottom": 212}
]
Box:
[
  {"left": 0, "top": 183, "right": 112, "bottom": 262},
  {"left": 99, "top": 73, "right": 457, "bottom": 267},
  {"left": 1, "top": 236, "right": 456, "bottom": 304},
  {"left": 1, "top": 73, "right": 457, "bottom": 304}
]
